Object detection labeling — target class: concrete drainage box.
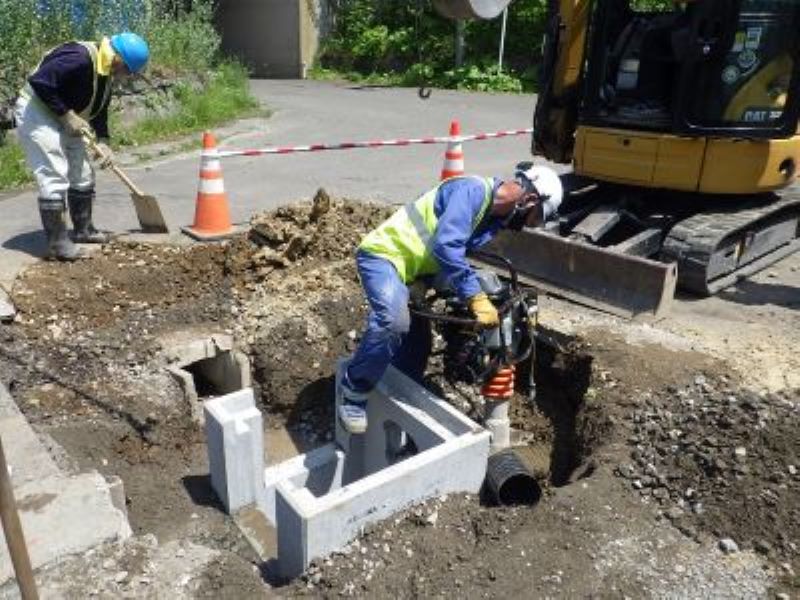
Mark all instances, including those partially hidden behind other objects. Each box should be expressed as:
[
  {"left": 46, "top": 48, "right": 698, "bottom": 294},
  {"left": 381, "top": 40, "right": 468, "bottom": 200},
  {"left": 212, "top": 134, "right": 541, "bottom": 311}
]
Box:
[{"left": 205, "top": 365, "right": 490, "bottom": 580}]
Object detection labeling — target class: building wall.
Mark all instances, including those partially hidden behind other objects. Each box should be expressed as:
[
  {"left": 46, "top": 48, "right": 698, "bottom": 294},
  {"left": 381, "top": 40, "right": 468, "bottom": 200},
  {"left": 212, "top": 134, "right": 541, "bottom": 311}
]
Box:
[{"left": 215, "top": 0, "right": 326, "bottom": 79}]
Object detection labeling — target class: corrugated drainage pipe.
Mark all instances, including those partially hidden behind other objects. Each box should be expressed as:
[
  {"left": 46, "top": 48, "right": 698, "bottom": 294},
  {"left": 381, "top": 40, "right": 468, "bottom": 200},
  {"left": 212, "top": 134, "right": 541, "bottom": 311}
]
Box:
[{"left": 486, "top": 449, "right": 542, "bottom": 506}]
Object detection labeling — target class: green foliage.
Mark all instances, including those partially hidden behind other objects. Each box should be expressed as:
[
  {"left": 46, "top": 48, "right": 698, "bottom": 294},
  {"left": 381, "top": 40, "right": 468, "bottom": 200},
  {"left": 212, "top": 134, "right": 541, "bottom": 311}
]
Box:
[
  {"left": 0, "top": 0, "right": 222, "bottom": 106},
  {"left": 0, "top": 140, "right": 33, "bottom": 189},
  {"left": 0, "top": 2, "right": 258, "bottom": 191},
  {"left": 141, "top": 0, "right": 221, "bottom": 73},
  {"left": 629, "top": 0, "right": 674, "bottom": 11},
  {"left": 112, "top": 62, "right": 260, "bottom": 147},
  {"left": 441, "top": 65, "right": 523, "bottom": 93},
  {"left": 317, "top": 0, "right": 548, "bottom": 92}
]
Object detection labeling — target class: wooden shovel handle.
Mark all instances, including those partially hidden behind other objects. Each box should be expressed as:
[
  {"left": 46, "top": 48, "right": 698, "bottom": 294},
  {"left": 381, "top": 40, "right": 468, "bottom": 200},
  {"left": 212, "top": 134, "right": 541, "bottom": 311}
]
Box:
[
  {"left": 0, "top": 435, "right": 39, "bottom": 599},
  {"left": 83, "top": 135, "right": 146, "bottom": 197},
  {"left": 107, "top": 163, "right": 146, "bottom": 197}
]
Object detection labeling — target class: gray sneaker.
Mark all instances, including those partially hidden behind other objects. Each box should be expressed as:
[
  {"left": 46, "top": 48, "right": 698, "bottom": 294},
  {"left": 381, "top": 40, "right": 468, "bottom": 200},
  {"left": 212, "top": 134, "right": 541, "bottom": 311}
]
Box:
[{"left": 338, "top": 393, "right": 368, "bottom": 434}]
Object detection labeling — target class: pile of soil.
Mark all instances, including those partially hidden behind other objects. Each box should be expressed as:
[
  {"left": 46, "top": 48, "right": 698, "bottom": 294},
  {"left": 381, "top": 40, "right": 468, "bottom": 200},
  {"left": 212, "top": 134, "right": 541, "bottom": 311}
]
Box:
[
  {"left": 292, "top": 494, "right": 535, "bottom": 597},
  {"left": 241, "top": 190, "right": 392, "bottom": 431}
]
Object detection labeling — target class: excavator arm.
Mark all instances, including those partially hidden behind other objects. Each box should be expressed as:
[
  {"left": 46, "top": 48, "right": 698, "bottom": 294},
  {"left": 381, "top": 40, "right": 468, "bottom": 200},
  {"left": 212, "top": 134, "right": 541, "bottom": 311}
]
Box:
[{"left": 533, "top": 0, "right": 590, "bottom": 163}]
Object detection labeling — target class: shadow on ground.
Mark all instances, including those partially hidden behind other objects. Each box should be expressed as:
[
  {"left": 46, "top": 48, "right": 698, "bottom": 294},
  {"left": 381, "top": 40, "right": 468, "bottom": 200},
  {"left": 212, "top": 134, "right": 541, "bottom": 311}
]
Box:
[
  {"left": 2, "top": 230, "right": 45, "bottom": 259},
  {"left": 182, "top": 474, "right": 227, "bottom": 512},
  {"left": 718, "top": 279, "right": 800, "bottom": 309}
]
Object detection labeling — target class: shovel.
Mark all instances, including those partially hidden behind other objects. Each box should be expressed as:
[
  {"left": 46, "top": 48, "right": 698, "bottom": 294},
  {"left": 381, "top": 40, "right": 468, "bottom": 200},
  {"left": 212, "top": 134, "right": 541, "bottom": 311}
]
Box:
[{"left": 83, "top": 135, "right": 169, "bottom": 234}]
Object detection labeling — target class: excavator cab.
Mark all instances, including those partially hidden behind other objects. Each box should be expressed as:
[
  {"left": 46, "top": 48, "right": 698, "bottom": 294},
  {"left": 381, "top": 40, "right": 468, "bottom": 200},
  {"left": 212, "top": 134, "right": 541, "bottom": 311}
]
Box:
[{"left": 582, "top": 0, "right": 800, "bottom": 138}]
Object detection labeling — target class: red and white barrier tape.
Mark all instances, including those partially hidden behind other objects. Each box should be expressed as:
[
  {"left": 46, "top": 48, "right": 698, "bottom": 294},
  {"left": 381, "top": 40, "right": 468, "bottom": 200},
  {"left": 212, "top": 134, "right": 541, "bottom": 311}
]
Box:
[{"left": 213, "top": 127, "right": 534, "bottom": 159}]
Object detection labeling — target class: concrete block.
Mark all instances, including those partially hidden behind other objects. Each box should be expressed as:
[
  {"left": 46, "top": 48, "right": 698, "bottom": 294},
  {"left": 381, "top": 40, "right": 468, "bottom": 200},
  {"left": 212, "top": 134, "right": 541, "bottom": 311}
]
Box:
[
  {"left": 0, "top": 287, "right": 14, "bottom": 322},
  {"left": 0, "top": 471, "right": 132, "bottom": 584},
  {"left": 0, "top": 383, "right": 60, "bottom": 488},
  {"left": 335, "top": 360, "right": 483, "bottom": 479},
  {"left": 166, "top": 333, "right": 251, "bottom": 425},
  {"left": 262, "top": 443, "right": 349, "bottom": 525},
  {"left": 204, "top": 388, "right": 266, "bottom": 513},
  {"left": 263, "top": 364, "right": 490, "bottom": 579},
  {"left": 162, "top": 333, "right": 234, "bottom": 365}
]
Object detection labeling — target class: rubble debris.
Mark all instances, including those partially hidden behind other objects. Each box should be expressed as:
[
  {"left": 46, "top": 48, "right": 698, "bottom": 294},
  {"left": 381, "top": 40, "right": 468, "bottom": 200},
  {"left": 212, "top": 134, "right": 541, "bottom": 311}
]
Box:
[{"left": 615, "top": 377, "right": 800, "bottom": 562}]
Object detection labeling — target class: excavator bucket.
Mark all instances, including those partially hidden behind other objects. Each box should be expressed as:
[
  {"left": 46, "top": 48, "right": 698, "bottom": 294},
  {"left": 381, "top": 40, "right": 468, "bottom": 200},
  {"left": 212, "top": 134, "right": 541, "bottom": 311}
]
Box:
[
  {"left": 477, "top": 229, "right": 678, "bottom": 320},
  {"left": 432, "top": 0, "right": 512, "bottom": 20}
]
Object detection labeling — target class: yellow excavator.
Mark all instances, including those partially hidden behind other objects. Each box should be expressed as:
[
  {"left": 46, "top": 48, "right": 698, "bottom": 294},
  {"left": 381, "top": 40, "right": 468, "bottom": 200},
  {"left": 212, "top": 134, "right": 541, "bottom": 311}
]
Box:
[{"left": 435, "top": 0, "right": 800, "bottom": 317}]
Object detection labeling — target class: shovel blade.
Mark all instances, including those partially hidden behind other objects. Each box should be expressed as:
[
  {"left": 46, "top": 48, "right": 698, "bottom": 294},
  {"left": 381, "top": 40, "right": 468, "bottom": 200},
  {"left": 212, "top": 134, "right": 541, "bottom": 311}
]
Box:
[{"left": 131, "top": 192, "right": 169, "bottom": 233}]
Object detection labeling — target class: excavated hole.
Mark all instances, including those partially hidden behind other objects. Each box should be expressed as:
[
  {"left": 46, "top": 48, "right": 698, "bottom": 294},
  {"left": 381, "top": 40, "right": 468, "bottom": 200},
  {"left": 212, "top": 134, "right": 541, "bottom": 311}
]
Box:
[
  {"left": 513, "top": 328, "right": 601, "bottom": 488},
  {"left": 247, "top": 311, "right": 603, "bottom": 497},
  {"left": 167, "top": 339, "right": 252, "bottom": 424},
  {"left": 183, "top": 352, "right": 243, "bottom": 399}
]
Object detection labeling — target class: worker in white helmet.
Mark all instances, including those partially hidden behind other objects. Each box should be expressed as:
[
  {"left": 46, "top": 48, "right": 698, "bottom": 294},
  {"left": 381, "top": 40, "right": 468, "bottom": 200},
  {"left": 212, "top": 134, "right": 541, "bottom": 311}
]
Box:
[{"left": 338, "top": 164, "right": 564, "bottom": 434}]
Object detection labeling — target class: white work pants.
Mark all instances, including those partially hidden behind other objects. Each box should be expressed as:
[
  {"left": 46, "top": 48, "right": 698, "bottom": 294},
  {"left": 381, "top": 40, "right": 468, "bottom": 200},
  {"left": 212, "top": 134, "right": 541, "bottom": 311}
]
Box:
[{"left": 13, "top": 95, "right": 94, "bottom": 200}]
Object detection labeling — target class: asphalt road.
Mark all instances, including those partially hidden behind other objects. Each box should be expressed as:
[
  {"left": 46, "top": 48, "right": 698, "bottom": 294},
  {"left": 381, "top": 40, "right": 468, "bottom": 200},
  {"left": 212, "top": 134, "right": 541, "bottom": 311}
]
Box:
[{"left": 0, "top": 79, "right": 539, "bottom": 283}]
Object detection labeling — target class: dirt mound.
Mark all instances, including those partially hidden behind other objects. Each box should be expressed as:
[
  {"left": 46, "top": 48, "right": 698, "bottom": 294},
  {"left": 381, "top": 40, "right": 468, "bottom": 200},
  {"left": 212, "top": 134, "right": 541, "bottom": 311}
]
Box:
[
  {"left": 249, "top": 188, "right": 392, "bottom": 267},
  {"left": 291, "top": 493, "right": 534, "bottom": 597},
  {"left": 11, "top": 191, "right": 391, "bottom": 339}
]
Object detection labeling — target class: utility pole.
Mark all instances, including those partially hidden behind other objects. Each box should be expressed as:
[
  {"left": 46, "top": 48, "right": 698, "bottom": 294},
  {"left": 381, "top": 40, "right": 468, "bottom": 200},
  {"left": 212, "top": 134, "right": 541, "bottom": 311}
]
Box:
[
  {"left": 455, "top": 19, "right": 465, "bottom": 68},
  {"left": 498, "top": 7, "right": 508, "bottom": 73}
]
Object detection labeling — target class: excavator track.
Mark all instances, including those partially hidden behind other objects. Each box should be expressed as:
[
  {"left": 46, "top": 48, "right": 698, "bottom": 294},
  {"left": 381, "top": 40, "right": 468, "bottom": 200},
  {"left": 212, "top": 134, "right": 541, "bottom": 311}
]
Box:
[{"left": 662, "top": 189, "right": 800, "bottom": 296}]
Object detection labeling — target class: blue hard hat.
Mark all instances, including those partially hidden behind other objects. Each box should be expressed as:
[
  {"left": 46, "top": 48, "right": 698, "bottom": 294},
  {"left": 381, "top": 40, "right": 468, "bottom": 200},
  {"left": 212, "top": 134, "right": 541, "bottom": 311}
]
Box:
[{"left": 110, "top": 32, "right": 149, "bottom": 74}]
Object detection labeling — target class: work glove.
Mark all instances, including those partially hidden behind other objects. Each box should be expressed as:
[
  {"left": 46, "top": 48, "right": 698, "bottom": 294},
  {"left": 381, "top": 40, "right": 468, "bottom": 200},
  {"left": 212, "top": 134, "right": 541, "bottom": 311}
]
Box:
[
  {"left": 59, "top": 110, "right": 91, "bottom": 137},
  {"left": 468, "top": 292, "right": 499, "bottom": 328},
  {"left": 93, "top": 140, "right": 114, "bottom": 169}
]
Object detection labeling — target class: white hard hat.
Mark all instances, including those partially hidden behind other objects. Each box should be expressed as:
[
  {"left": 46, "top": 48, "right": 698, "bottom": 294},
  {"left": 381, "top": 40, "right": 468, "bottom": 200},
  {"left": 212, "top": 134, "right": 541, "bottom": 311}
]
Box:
[{"left": 515, "top": 165, "right": 563, "bottom": 221}]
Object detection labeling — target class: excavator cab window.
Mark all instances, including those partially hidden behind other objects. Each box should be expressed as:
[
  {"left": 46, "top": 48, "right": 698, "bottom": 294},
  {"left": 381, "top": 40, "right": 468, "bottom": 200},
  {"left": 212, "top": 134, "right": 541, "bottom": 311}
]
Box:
[
  {"left": 676, "top": 0, "right": 800, "bottom": 137},
  {"left": 582, "top": 0, "right": 691, "bottom": 129},
  {"left": 581, "top": 0, "right": 800, "bottom": 138}
]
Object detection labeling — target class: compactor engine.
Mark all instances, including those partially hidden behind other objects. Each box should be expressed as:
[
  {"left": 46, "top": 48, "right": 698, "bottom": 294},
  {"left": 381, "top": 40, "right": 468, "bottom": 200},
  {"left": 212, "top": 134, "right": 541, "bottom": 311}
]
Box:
[{"left": 411, "top": 256, "right": 536, "bottom": 386}]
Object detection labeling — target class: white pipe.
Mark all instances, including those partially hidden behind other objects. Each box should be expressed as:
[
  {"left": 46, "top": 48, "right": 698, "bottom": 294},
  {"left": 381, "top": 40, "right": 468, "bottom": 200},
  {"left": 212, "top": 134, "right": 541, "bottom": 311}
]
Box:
[
  {"left": 455, "top": 19, "right": 466, "bottom": 68},
  {"left": 498, "top": 7, "right": 508, "bottom": 73},
  {"left": 485, "top": 398, "right": 510, "bottom": 453}
]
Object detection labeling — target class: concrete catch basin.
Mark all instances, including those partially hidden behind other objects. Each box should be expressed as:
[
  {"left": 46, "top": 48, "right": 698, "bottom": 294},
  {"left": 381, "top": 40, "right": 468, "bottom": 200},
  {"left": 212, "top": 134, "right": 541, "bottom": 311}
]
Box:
[{"left": 205, "top": 365, "right": 490, "bottom": 579}]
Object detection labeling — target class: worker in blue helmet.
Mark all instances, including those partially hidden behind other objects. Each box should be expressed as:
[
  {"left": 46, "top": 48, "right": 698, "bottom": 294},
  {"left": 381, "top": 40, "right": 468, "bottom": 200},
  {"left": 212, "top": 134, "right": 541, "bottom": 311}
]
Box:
[{"left": 13, "top": 32, "right": 150, "bottom": 261}]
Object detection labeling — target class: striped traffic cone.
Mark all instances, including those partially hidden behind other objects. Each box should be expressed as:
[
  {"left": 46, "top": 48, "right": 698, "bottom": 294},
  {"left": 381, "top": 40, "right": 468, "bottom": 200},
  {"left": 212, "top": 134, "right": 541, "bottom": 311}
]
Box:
[
  {"left": 182, "top": 131, "right": 236, "bottom": 241},
  {"left": 440, "top": 120, "right": 465, "bottom": 180}
]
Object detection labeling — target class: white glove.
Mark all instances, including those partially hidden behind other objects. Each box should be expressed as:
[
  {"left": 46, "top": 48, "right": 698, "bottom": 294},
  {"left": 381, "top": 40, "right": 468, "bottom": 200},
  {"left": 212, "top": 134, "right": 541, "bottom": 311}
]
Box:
[{"left": 59, "top": 110, "right": 90, "bottom": 137}]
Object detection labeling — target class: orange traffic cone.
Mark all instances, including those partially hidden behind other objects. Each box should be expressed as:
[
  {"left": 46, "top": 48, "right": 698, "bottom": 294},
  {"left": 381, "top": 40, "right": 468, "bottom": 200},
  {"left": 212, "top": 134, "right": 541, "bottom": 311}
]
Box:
[
  {"left": 440, "top": 120, "right": 465, "bottom": 181},
  {"left": 182, "top": 131, "right": 236, "bottom": 241}
]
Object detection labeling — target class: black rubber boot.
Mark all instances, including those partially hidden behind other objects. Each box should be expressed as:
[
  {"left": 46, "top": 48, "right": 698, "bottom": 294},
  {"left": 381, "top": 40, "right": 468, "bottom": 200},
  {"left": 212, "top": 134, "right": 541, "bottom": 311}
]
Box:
[
  {"left": 38, "top": 197, "right": 83, "bottom": 261},
  {"left": 68, "top": 188, "right": 110, "bottom": 244}
]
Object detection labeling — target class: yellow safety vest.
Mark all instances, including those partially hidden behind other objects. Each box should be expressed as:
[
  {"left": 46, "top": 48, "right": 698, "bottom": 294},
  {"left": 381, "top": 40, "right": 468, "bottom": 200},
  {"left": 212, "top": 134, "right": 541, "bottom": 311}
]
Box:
[{"left": 359, "top": 176, "right": 494, "bottom": 283}]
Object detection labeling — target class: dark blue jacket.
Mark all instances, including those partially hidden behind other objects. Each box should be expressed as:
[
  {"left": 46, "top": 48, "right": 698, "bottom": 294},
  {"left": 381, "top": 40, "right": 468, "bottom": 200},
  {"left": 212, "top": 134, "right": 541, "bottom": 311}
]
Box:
[{"left": 28, "top": 42, "right": 111, "bottom": 139}]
